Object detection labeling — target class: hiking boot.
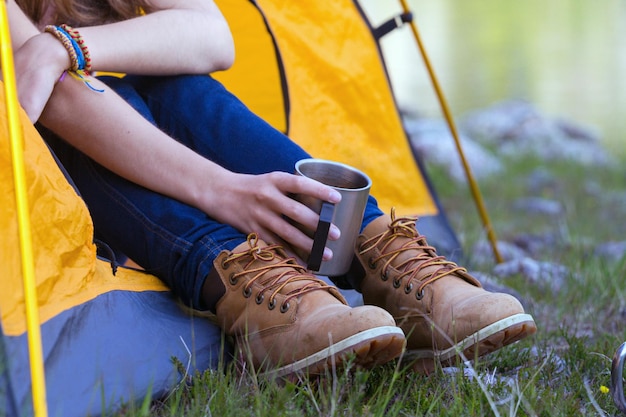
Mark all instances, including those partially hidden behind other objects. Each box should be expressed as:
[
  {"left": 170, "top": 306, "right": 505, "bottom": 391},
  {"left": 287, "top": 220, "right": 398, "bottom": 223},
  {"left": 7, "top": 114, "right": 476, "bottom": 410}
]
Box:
[
  {"left": 355, "top": 210, "right": 537, "bottom": 373},
  {"left": 213, "top": 233, "right": 406, "bottom": 378}
]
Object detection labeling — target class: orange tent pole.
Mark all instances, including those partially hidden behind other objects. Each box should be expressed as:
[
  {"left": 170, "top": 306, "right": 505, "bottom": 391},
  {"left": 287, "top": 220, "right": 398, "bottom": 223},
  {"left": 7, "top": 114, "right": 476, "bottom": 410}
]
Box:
[
  {"left": 399, "top": 0, "right": 503, "bottom": 263},
  {"left": 0, "top": 2, "right": 49, "bottom": 416}
]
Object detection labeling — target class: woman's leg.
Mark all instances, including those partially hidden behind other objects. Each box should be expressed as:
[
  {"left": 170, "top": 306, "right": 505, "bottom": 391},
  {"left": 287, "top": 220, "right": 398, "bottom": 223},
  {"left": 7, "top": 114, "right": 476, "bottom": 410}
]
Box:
[
  {"left": 41, "top": 80, "right": 245, "bottom": 309},
  {"left": 100, "top": 75, "right": 534, "bottom": 372},
  {"left": 38, "top": 74, "right": 411, "bottom": 378},
  {"left": 111, "top": 74, "right": 384, "bottom": 228},
  {"left": 45, "top": 73, "right": 383, "bottom": 308},
  {"left": 80, "top": 77, "right": 405, "bottom": 376}
]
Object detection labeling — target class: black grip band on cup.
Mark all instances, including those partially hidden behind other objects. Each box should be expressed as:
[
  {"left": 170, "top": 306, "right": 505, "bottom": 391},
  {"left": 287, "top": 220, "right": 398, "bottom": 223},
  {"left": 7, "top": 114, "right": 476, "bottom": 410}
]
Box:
[{"left": 307, "top": 202, "right": 335, "bottom": 272}]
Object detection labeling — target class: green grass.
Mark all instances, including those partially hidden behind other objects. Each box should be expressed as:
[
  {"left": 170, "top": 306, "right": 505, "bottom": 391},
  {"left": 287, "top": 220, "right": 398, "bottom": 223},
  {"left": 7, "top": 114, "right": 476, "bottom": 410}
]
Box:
[{"left": 116, "top": 154, "right": 626, "bottom": 416}]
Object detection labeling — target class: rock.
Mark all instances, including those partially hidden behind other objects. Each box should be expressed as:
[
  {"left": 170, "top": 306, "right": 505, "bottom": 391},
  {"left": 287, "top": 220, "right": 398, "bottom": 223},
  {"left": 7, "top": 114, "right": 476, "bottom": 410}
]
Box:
[
  {"left": 471, "top": 239, "right": 528, "bottom": 266},
  {"left": 461, "top": 99, "right": 613, "bottom": 167},
  {"left": 510, "top": 232, "right": 567, "bottom": 257},
  {"left": 492, "top": 257, "right": 571, "bottom": 294},
  {"left": 594, "top": 241, "right": 626, "bottom": 263},
  {"left": 404, "top": 118, "right": 503, "bottom": 183},
  {"left": 402, "top": 99, "right": 613, "bottom": 184},
  {"left": 512, "top": 197, "right": 565, "bottom": 217},
  {"left": 525, "top": 168, "right": 561, "bottom": 195},
  {"left": 460, "top": 99, "right": 541, "bottom": 146}
]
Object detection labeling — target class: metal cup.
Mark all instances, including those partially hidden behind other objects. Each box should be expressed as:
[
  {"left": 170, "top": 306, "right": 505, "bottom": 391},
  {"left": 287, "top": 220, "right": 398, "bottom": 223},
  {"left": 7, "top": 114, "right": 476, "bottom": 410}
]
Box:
[{"left": 294, "top": 158, "right": 372, "bottom": 276}]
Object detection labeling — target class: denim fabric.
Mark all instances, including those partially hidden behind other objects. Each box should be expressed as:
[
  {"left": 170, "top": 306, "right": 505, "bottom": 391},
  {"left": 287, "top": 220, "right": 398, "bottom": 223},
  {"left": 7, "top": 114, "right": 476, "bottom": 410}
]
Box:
[{"left": 43, "top": 74, "right": 383, "bottom": 308}]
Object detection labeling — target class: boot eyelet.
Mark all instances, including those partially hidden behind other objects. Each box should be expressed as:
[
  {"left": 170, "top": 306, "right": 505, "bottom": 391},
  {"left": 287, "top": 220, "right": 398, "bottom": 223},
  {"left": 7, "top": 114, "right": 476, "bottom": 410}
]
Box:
[
  {"left": 229, "top": 273, "right": 238, "bottom": 285},
  {"left": 268, "top": 299, "right": 276, "bottom": 310},
  {"left": 242, "top": 286, "right": 252, "bottom": 298},
  {"left": 380, "top": 271, "right": 389, "bottom": 281},
  {"left": 221, "top": 257, "right": 230, "bottom": 269},
  {"left": 255, "top": 293, "right": 264, "bottom": 304},
  {"left": 280, "top": 302, "right": 290, "bottom": 313},
  {"left": 415, "top": 289, "right": 425, "bottom": 300},
  {"left": 404, "top": 283, "right": 413, "bottom": 294},
  {"left": 392, "top": 279, "right": 401, "bottom": 289},
  {"left": 368, "top": 258, "right": 377, "bottom": 269}
]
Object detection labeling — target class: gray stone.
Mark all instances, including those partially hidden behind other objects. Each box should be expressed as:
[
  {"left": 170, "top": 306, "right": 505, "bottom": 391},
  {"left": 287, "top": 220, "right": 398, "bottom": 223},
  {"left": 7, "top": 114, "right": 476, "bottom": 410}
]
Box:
[
  {"left": 404, "top": 118, "right": 503, "bottom": 183},
  {"left": 594, "top": 241, "right": 626, "bottom": 263},
  {"left": 492, "top": 257, "right": 571, "bottom": 293},
  {"left": 512, "top": 197, "right": 565, "bottom": 217}
]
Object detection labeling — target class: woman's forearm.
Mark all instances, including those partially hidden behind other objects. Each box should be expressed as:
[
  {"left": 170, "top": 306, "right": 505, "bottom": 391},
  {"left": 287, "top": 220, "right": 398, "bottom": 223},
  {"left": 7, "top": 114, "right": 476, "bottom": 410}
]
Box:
[
  {"left": 77, "top": 1, "right": 234, "bottom": 74},
  {"left": 39, "top": 76, "right": 229, "bottom": 210},
  {"left": 7, "top": 0, "right": 38, "bottom": 47}
]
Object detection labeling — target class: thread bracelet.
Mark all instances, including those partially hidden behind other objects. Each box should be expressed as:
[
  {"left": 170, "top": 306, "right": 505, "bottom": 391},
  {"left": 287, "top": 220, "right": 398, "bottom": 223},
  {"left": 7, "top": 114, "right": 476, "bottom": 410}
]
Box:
[
  {"left": 44, "top": 25, "right": 103, "bottom": 92},
  {"left": 44, "top": 25, "right": 79, "bottom": 70},
  {"left": 59, "top": 24, "right": 92, "bottom": 73}
]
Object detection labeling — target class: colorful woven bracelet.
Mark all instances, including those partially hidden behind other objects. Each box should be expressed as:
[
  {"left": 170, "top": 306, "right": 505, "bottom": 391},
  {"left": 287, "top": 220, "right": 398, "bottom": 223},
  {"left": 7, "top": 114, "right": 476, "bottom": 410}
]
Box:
[
  {"left": 55, "top": 25, "right": 86, "bottom": 70},
  {"left": 43, "top": 25, "right": 103, "bottom": 93},
  {"left": 44, "top": 25, "right": 80, "bottom": 71},
  {"left": 59, "top": 24, "right": 92, "bottom": 73}
]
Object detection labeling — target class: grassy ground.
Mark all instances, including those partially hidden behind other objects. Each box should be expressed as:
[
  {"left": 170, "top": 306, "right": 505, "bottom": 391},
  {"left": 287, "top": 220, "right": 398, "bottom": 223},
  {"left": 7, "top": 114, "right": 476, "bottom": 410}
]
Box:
[{"left": 117, "top": 154, "right": 626, "bottom": 417}]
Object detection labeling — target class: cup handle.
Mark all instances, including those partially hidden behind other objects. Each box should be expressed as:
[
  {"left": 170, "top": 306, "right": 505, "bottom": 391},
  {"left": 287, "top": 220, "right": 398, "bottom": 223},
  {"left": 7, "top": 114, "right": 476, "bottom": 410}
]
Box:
[{"left": 307, "top": 202, "right": 335, "bottom": 272}]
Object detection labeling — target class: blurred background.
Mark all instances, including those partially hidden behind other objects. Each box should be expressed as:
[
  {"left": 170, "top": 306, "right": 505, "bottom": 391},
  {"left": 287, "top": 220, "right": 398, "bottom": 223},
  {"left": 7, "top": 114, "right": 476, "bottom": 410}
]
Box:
[{"left": 360, "top": 0, "right": 626, "bottom": 157}]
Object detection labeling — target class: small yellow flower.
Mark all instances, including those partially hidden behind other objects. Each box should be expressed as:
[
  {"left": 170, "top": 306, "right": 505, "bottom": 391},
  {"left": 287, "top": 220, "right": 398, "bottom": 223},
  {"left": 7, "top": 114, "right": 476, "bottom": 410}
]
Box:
[{"left": 600, "top": 385, "right": 610, "bottom": 394}]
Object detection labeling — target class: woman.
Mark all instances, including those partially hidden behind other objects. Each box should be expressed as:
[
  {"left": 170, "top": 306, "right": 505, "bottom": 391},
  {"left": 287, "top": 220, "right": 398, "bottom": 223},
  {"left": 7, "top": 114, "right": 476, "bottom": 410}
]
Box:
[{"left": 7, "top": 0, "right": 536, "bottom": 376}]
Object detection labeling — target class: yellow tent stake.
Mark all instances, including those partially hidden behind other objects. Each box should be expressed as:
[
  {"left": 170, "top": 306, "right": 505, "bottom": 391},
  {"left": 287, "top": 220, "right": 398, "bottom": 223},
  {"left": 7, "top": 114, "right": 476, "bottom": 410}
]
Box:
[
  {"left": 399, "top": 0, "right": 503, "bottom": 264},
  {"left": 0, "top": 2, "right": 49, "bottom": 417}
]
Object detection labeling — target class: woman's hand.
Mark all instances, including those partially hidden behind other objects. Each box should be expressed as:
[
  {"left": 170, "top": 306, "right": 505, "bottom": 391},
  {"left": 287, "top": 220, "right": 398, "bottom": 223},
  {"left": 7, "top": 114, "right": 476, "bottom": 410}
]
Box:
[
  {"left": 202, "top": 171, "right": 342, "bottom": 260},
  {"left": 14, "top": 32, "right": 69, "bottom": 122}
]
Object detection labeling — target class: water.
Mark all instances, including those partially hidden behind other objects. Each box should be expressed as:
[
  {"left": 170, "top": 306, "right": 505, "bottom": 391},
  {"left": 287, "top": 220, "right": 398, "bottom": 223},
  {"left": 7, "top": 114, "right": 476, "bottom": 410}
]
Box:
[{"left": 361, "top": 0, "right": 626, "bottom": 156}]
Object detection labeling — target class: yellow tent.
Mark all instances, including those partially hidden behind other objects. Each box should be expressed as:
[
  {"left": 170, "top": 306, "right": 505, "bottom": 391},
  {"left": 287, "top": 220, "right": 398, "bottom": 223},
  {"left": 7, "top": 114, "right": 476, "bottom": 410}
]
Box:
[
  {"left": 211, "top": 0, "right": 460, "bottom": 256},
  {"left": 213, "top": 0, "right": 437, "bottom": 217},
  {"left": 2, "top": 1, "right": 461, "bottom": 416},
  {"left": 0, "top": 85, "right": 226, "bottom": 416}
]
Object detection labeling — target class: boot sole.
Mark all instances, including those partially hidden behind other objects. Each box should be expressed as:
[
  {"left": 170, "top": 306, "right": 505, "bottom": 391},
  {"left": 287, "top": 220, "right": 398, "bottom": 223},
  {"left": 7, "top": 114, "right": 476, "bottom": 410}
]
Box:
[
  {"left": 405, "top": 313, "right": 537, "bottom": 373},
  {"left": 265, "top": 325, "right": 406, "bottom": 379}
]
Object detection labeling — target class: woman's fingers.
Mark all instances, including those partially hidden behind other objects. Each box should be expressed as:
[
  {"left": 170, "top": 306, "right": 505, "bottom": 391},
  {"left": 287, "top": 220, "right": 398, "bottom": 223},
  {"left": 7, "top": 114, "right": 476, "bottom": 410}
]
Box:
[{"left": 264, "top": 172, "right": 341, "bottom": 237}]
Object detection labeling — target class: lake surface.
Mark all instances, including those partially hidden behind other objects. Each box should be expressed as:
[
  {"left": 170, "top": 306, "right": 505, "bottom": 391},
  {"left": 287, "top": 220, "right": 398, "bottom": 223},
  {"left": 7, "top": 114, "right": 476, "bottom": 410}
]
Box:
[{"left": 361, "top": 0, "right": 626, "bottom": 156}]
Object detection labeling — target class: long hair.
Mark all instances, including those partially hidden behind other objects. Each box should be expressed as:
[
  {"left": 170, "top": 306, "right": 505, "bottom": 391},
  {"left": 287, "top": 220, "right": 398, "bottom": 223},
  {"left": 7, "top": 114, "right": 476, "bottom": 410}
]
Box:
[{"left": 17, "top": 0, "right": 154, "bottom": 26}]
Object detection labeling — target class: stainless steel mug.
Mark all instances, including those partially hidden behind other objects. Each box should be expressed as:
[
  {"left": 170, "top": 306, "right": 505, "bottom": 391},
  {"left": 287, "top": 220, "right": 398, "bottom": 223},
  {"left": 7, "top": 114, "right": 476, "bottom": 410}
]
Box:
[{"left": 294, "top": 158, "right": 372, "bottom": 276}]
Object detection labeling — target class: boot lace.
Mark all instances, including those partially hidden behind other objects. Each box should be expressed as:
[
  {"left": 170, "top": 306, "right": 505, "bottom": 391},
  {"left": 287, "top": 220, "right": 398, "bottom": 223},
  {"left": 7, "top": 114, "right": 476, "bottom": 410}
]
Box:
[
  {"left": 359, "top": 209, "right": 467, "bottom": 299},
  {"left": 223, "top": 234, "right": 334, "bottom": 312}
]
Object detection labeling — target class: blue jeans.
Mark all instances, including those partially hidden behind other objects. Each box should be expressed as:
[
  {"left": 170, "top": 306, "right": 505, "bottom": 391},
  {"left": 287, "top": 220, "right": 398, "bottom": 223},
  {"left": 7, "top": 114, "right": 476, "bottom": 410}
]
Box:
[{"left": 43, "top": 74, "right": 383, "bottom": 308}]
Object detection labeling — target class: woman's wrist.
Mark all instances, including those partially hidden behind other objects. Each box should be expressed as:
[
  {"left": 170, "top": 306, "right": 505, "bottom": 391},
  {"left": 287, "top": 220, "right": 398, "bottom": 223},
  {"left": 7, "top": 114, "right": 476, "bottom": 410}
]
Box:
[
  {"left": 36, "top": 32, "right": 72, "bottom": 77},
  {"left": 43, "top": 24, "right": 92, "bottom": 73},
  {"left": 189, "top": 163, "right": 234, "bottom": 217}
]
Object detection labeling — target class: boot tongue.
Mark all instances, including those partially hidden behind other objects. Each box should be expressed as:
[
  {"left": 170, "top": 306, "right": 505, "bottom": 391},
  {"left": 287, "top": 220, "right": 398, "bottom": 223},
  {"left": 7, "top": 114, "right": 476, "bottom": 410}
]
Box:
[
  {"left": 383, "top": 219, "right": 481, "bottom": 288},
  {"left": 239, "top": 236, "right": 347, "bottom": 303},
  {"left": 380, "top": 217, "right": 433, "bottom": 271}
]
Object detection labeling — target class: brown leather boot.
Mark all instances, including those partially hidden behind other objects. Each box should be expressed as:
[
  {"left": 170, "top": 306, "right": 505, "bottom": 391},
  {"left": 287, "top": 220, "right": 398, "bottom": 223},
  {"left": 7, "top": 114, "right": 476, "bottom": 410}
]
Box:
[
  {"left": 213, "top": 234, "right": 405, "bottom": 378},
  {"left": 355, "top": 210, "right": 537, "bottom": 372}
]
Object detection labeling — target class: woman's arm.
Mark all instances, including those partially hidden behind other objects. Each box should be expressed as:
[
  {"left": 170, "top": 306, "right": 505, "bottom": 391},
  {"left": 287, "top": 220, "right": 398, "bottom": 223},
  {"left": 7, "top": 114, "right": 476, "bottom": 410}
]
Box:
[
  {"left": 8, "top": 0, "right": 69, "bottom": 121},
  {"left": 78, "top": 0, "right": 235, "bottom": 74},
  {"left": 39, "top": 76, "right": 341, "bottom": 258},
  {"left": 7, "top": 0, "right": 339, "bottom": 257},
  {"left": 8, "top": 0, "right": 234, "bottom": 121}
]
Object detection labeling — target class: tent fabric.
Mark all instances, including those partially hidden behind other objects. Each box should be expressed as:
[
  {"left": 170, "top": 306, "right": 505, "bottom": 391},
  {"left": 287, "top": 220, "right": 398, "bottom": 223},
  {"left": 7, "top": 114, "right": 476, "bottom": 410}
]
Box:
[
  {"left": 0, "top": 324, "right": 18, "bottom": 417},
  {"left": 3, "top": 290, "right": 225, "bottom": 417},
  {"left": 0, "top": 89, "right": 171, "bottom": 336},
  {"left": 2, "top": 1, "right": 463, "bottom": 415},
  {"left": 212, "top": 0, "right": 460, "bottom": 257},
  {"left": 213, "top": 0, "right": 437, "bottom": 217},
  {"left": 0, "top": 86, "right": 227, "bottom": 417},
  {"left": 98, "top": 0, "right": 460, "bottom": 254},
  {"left": 0, "top": 86, "right": 362, "bottom": 417}
]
